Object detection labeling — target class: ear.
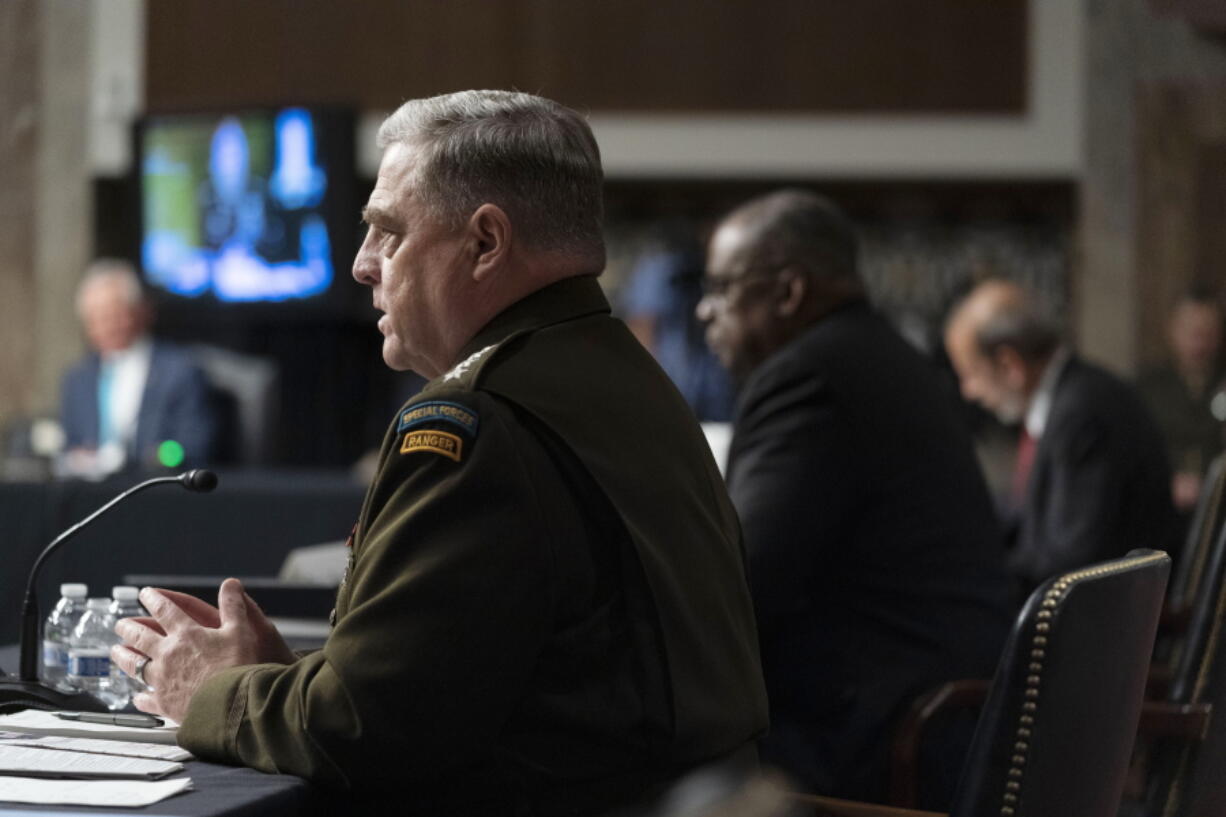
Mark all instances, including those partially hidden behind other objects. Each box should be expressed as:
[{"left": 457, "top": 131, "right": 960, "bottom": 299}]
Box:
[
  {"left": 775, "top": 267, "right": 808, "bottom": 318},
  {"left": 466, "top": 204, "right": 512, "bottom": 283},
  {"left": 993, "top": 346, "right": 1029, "bottom": 386}
]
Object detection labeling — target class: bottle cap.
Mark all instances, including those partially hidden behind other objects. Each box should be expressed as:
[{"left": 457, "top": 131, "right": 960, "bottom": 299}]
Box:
[
  {"left": 112, "top": 586, "right": 139, "bottom": 601},
  {"left": 60, "top": 583, "right": 87, "bottom": 598},
  {"left": 86, "top": 598, "right": 109, "bottom": 610}
]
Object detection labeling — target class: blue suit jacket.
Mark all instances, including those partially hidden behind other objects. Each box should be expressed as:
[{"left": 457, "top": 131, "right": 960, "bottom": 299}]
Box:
[{"left": 60, "top": 341, "right": 218, "bottom": 468}]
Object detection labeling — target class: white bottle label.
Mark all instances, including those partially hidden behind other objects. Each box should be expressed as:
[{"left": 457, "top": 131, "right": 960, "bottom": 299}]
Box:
[
  {"left": 67, "top": 648, "right": 110, "bottom": 678},
  {"left": 41, "top": 640, "right": 65, "bottom": 669}
]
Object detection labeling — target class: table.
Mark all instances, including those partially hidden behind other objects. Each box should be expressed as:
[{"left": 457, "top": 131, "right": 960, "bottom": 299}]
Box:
[
  {"left": 0, "top": 470, "right": 365, "bottom": 644},
  {"left": 0, "top": 648, "right": 324, "bottom": 816}
]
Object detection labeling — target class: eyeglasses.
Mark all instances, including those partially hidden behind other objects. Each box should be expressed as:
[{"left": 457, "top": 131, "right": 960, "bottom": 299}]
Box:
[{"left": 700, "top": 269, "right": 781, "bottom": 300}]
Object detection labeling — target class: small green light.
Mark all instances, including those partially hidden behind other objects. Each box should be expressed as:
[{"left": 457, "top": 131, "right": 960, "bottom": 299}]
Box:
[{"left": 157, "top": 439, "right": 185, "bottom": 468}]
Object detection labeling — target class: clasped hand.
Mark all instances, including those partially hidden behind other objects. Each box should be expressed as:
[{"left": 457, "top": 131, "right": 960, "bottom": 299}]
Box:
[{"left": 111, "top": 577, "right": 296, "bottom": 723}]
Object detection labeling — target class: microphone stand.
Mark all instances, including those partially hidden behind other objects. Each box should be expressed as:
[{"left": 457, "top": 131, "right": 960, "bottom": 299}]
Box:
[{"left": 0, "top": 471, "right": 216, "bottom": 713}]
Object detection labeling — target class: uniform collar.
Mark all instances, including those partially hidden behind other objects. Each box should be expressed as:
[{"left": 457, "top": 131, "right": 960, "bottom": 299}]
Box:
[{"left": 457, "top": 274, "right": 610, "bottom": 361}]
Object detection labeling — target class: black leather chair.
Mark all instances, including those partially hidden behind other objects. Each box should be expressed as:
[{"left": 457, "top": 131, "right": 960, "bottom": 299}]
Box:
[
  {"left": 1137, "top": 499, "right": 1226, "bottom": 817},
  {"left": 801, "top": 549, "right": 1171, "bottom": 817},
  {"left": 1166, "top": 453, "right": 1226, "bottom": 621}
]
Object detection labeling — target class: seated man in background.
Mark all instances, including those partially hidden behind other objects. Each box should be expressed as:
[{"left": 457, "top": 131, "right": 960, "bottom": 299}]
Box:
[
  {"left": 113, "top": 90, "right": 768, "bottom": 816},
  {"left": 621, "top": 224, "right": 737, "bottom": 422},
  {"left": 696, "top": 189, "right": 1012, "bottom": 806},
  {"left": 1137, "top": 286, "right": 1226, "bottom": 515},
  {"left": 944, "top": 279, "right": 1175, "bottom": 591},
  {"left": 60, "top": 260, "right": 217, "bottom": 476}
]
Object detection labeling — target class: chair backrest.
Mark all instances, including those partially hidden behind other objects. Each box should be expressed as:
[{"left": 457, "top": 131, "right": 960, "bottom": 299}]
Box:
[
  {"left": 189, "top": 344, "right": 279, "bottom": 465},
  {"left": 949, "top": 550, "right": 1170, "bottom": 817},
  {"left": 1169, "top": 452, "right": 1226, "bottom": 617},
  {"left": 1159, "top": 513, "right": 1226, "bottom": 817}
]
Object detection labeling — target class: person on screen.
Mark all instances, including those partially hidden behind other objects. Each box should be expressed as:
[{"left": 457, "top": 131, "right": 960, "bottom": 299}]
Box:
[
  {"left": 111, "top": 90, "right": 767, "bottom": 814},
  {"left": 198, "top": 116, "right": 332, "bottom": 301},
  {"left": 59, "top": 260, "right": 218, "bottom": 476},
  {"left": 267, "top": 108, "right": 327, "bottom": 210}
]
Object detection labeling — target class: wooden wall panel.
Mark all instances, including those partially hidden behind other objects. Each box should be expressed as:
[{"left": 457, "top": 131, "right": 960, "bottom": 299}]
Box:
[
  {"left": 1135, "top": 82, "right": 1226, "bottom": 366},
  {"left": 146, "top": 0, "right": 1026, "bottom": 113}
]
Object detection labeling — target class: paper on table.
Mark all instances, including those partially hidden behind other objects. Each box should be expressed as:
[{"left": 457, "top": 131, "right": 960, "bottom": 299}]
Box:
[
  {"left": 0, "top": 731, "right": 192, "bottom": 762},
  {"left": 0, "top": 711, "right": 179, "bottom": 745},
  {"left": 0, "top": 775, "right": 192, "bottom": 807},
  {"left": 0, "top": 744, "right": 182, "bottom": 779}
]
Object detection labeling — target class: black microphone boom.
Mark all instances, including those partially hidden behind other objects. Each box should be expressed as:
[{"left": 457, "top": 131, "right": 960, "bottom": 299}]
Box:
[{"left": 0, "top": 470, "right": 218, "bottom": 713}]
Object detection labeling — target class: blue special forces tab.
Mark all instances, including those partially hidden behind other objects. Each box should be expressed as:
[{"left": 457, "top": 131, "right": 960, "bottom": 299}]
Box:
[{"left": 397, "top": 401, "right": 480, "bottom": 436}]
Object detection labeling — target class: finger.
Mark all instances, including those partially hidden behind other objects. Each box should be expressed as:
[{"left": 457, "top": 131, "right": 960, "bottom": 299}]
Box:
[
  {"left": 113, "top": 618, "right": 164, "bottom": 656},
  {"left": 242, "top": 591, "right": 275, "bottom": 631},
  {"left": 138, "top": 588, "right": 198, "bottom": 632},
  {"left": 218, "top": 578, "right": 247, "bottom": 630},
  {"left": 131, "top": 691, "right": 163, "bottom": 716},
  {"left": 109, "top": 644, "right": 149, "bottom": 680},
  {"left": 121, "top": 616, "right": 168, "bottom": 637},
  {"left": 144, "top": 588, "right": 222, "bottom": 628}
]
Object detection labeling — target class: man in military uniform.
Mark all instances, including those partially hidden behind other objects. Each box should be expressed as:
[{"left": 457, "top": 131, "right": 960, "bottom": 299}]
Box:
[{"left": 111, "top": 90, "right": 768, "bottom": 815}]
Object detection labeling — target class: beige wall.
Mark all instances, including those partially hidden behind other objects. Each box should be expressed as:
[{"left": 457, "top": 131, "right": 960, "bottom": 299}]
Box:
[{"left": 0, "top": 1, "right": 128, "bottom": 430}]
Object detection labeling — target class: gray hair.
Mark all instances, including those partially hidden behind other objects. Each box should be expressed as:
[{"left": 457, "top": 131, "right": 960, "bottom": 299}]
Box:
[
  {"left": 720, "top": 189, "right": 859, "bottom": 282},
  {"left": 76, "top": 259, "right": 146, "bottom": 316},
  {"left": 377, "top": 90, "right": 605, "bottom": 269},
  {"left": 973, "top": 289, "right": 1063, "bottom": 363}
]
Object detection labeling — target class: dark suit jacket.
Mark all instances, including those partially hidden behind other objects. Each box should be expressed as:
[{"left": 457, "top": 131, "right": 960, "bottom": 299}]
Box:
[
  {"left": 726, "top": 300, "right": 1012, "bottom": 804},
  {"left": 1010, "top": 355, "right": 1175, "bottom": 589},
  {"left": 60, "top": 341, "right": 218, "bottom": 468}
]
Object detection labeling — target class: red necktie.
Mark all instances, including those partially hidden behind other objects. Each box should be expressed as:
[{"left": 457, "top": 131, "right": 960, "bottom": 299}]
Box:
[{"left": 1012, "top": 429, "right": 1037, "bottom": 504}]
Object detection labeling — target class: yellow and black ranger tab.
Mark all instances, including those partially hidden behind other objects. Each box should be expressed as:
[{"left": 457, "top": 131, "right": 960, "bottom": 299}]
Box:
[{"left": 396, "top": 402, "right": 479, "bottom": 462}]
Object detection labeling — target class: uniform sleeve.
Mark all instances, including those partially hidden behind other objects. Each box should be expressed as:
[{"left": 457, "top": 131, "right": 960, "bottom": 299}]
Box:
[
  {"left": 726, "top": 372, "right": 856, "bottom": 640},
  {"left": 178, "top": 391, "right": 555, "bottom": 790}
]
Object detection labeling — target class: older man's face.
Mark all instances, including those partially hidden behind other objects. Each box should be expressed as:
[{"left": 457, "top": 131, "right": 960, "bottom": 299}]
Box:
[
  {"left": 352, "top": 143, "right": 472, "bottom": 377},
  {"left": 80, "top": 278, "right": 147, "bottom": 355},
  {"left": 695, "top": 220, "right": 782, "bottom": 380},
  {"left": 945, "top": 320, "right": 1027, "bottom": 424}
]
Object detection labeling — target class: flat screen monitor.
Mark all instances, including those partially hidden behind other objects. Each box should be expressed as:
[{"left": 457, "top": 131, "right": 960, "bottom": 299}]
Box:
[{"left": 136, "top": 107, "right": 358, "bottom": 320}]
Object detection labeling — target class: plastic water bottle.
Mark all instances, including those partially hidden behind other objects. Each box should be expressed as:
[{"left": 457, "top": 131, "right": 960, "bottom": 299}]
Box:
[
  {"left": 107, "top": 586, "right": 147, "bottom": 708},
  {"left": 67, "top": 597, "right": 124, "bottom": 710},
  {"left": 42, "top": 583, "right": 88, "bottom": 693}
]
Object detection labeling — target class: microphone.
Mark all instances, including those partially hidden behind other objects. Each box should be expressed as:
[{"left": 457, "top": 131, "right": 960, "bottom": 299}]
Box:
[
  {"left": 0, "top": 470, "right": 219, "bottom": 712},
  {"left": 180, "top": 469, "right": 218, "bottom": 493}
]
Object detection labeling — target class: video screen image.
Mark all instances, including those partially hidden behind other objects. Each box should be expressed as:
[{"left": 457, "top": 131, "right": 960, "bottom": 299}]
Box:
[{"left": 141, "top": 108, "right": 336, "bottom": 303}]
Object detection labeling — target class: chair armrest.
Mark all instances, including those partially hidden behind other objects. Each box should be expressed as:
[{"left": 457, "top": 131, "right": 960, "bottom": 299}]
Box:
[
  {"left": 889, "top": 679, "right": 992, "bottom": 807},
  {"left": 1146, "top": 664, "right": 1173, "bottom": 698},
  {"left": 1160, "top": 603, "right": 1192, "bottom": 633},
  {"left": 793, "top": 793, "right": 945, "bottom": 817},
  {"left": 1135, "top": 701, "right": 1213, "bottom": 741}
]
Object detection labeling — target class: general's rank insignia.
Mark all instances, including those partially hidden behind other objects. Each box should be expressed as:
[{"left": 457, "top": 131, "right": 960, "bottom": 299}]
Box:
[
  {"left": 401, "top": 429, "right": 464, "bottom": 462},
  {"left": 397, "top": 401, "right": 479, "bottom": 435},
  {"left": 443, "top": 344, "right": 495, "bottom": 382}
]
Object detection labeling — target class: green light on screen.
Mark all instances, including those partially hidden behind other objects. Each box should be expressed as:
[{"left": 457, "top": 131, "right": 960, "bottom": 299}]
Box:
[{"left": 158, "top": 440, "right": 185, "bottom": 468}]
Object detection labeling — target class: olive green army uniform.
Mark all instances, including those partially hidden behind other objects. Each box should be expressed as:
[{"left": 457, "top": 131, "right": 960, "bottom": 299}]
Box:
[{"left": 178, "top": 276, "right": 768, "bottom": 815}]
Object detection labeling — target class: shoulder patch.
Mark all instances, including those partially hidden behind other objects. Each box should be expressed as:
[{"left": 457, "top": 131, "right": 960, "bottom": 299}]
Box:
[
  {"left": 397, "top": 401, "right": 479, "bottom": 435},
  {"left": 401, "top": 429, "right": 464, "bottom": 462}
]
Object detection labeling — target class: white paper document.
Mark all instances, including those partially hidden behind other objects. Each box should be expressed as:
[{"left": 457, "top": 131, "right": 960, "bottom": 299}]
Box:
[
  {"left": 0, "top": 743, "right": 182, "bottom": 779},
  {"left": 0, "top": 731, "right": 192, "bottom": 762},
  {"left": 0, "top": 710, "right": 179, "bottom": 745},
  {"left": 0, "top": 775, "right": 192, "bottom": 807}
]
